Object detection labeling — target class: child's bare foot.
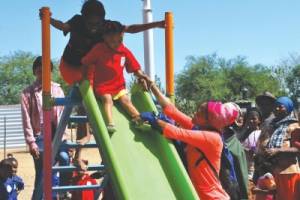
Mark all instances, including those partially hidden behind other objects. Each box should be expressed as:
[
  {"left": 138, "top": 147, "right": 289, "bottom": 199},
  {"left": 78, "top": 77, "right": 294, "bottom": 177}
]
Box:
[
  {"left": 74, "top": 158, "right": 88, "bottom": 171},
  {"left": 107, "top": 124, "right": 116, "bottom": 133},
  {"left": 76, "top": 136, "right": 91, "bottom": 146}
]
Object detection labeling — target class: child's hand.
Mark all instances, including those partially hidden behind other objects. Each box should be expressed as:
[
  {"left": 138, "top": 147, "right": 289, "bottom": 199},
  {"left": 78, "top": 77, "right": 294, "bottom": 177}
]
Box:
[
  {"left": 39, "top": 9, "right": 52, "bottom": 20},
  {"left": 138, "top": 77, "right": 149, "bottom": 91},
  {"left": 138, "top": 76, "right": 154, "bottom": 91},
  {"left": 157, "top": 20, "right": 166, "bottom": 28}
]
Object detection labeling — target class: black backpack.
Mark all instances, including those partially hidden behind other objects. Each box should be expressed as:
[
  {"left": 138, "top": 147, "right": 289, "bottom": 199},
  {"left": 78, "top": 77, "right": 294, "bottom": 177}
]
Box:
[
  {"left": 219, "top": 145, "right": 241, "bottom": 200},
  {"left": 174, "top": 125, "right": 241, "bottom": 199}
]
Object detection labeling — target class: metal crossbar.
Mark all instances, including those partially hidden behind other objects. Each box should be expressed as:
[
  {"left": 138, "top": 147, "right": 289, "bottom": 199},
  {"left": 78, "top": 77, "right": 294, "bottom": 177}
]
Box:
[
  {"left": 61, "top": 141, "right": 98, "bottom": 148},
  {"left": 52, "top": 164, "right": 105, "bottom": 172},
  {"left": 69, "top": 115, "right": 89, "bottom": 123},
  {"left": 54, "top": 97, "right": 81, "bottom": 106},
  {"left": 52, "top": 184, "right": 103, "bottom": 193}
]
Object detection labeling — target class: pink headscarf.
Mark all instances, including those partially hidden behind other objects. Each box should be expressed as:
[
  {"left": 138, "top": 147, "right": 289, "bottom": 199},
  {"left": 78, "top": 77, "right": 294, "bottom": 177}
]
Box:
[{"left": 207, "top": 101, "right": 239, "bottom": 131}]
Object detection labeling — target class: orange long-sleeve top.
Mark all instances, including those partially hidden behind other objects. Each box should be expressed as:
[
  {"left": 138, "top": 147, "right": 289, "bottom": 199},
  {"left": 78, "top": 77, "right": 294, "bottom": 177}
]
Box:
[{"left": 162, "top": 104, "right": 229, "bottom": 200}]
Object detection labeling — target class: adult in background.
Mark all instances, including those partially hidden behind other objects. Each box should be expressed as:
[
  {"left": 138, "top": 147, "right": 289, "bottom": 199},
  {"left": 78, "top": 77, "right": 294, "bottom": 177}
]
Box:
[
  {"left": 222, "top": 102, "right": 249, "bottom": 200},
  {"left": 251, "top": 92, "right": 276, "bottom": 185},
  {"left": 255, "top": 92, "right": 276, "bottom": 152},
  {"left": 20, "top": 56, "right": 69, "bottom": 200},
  {"left": 265, "top": 97, "right": 300, "bottom": 200},
  {"left": 140, "top": 83, "right": 239, "bottom": 200}
]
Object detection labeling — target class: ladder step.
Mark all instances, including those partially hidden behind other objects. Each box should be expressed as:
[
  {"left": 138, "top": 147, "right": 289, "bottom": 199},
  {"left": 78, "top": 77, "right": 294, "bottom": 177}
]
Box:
[
  {"left": 52, "top": 184, "right": 103, "bottom": 193},
  {"left": 61, "top": 141, "right": 98, "bottom": 148},
  {"left": 52, "top": 164, "right": 104, "bottom": 172},
  {"left": 69, "top": 116, "right": 88, "bottom": 123},
  {"left": 54, "top": 97, "right": 81, "bottom": 106}
]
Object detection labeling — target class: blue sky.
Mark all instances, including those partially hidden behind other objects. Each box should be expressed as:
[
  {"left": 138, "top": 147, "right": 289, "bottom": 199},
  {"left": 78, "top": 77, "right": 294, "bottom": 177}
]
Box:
[{"left": 1, "top": 0, "right": 300, "bottom": 84}]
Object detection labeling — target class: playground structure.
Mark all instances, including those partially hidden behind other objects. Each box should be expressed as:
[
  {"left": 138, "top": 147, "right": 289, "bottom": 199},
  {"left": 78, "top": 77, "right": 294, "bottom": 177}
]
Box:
[{"left": 40, "top": 7, "right": 198, "bottom": 200}]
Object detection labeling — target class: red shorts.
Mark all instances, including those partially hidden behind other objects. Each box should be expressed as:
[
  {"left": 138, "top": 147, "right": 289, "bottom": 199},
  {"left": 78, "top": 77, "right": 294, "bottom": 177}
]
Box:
[{"left": 59, "top": 58, "right": 94, "bottom": 86}]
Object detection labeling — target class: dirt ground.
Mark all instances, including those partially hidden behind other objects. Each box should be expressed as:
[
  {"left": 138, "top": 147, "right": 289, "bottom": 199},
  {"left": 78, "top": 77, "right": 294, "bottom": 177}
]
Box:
[{"left": 1, "top": 146, "right": 101, "bottom": 200}]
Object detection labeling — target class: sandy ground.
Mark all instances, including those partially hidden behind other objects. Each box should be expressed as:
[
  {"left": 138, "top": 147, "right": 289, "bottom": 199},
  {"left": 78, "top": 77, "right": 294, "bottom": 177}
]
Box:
[{"left": 1, "top": 145, "right": 101, "bottom": 200}]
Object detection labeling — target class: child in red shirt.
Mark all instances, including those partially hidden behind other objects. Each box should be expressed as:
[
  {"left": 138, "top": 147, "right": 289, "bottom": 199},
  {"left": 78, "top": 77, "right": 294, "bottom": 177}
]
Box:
[
  {"left": 82, "top": 21, "right": 151, "bottom": 133},
  {"left": 71, "top": 161, "right": 98, "bottom": 200}
]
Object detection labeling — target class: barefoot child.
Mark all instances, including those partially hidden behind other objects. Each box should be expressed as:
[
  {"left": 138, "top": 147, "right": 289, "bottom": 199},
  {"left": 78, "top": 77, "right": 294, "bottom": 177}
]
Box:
[{"left": 82, "top": 21, "right": 151, "bottom": 133}]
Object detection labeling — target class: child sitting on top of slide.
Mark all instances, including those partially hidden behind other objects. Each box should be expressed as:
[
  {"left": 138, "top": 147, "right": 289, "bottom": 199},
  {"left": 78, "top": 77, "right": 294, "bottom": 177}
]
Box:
[{"left": 81, "top": 20, "right": 152, "bottom": 133}]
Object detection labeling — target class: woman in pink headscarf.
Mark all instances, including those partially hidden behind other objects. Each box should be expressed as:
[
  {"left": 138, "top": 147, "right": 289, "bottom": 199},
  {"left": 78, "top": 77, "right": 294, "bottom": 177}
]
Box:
[{"left": 140, "top": 83, "right": 239, "bottom": 200}]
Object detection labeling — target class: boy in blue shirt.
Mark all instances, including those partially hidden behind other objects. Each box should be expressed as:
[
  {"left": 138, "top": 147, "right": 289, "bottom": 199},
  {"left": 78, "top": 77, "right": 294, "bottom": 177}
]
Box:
[{"left": 0, "top": 157, "right": 24, "bottom": 200}]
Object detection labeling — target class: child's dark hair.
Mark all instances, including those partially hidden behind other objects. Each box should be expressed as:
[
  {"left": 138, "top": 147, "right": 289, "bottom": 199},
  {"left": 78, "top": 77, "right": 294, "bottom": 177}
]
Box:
[
  {"left": 0, "top": 159, "right": 12, "bottom": 170},
  {"left": 245, "top": 107, "right": 262, "bottom": 122},
  {"left": 7, "top": 154, "right": 18, "bottom": 166},
  {"left": 81, "top": 0, "right": 105, "bottom": 19},
  {"left": 32, "top": 56, "right": 53, "bottom": 74},
  {"left": 103, "top": 20, "right": 124, "bottom": 35}
]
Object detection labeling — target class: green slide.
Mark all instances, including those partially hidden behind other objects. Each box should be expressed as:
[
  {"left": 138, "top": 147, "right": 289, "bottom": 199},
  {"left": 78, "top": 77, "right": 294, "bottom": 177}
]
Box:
[{"left": 79, "top": 80, "right": 199, "bottom": 200}]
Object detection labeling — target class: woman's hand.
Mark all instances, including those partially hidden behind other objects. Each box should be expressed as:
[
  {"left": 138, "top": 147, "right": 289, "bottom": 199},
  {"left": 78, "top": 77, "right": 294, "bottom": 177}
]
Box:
[
  {"left": 140, "top": 112, "right": 157, "bottom": 125},
  {"left": 140, "top": 112, "right": 171, "bottom": 132}
]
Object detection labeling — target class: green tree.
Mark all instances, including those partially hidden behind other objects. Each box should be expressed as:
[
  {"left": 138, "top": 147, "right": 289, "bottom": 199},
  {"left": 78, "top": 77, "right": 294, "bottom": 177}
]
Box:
[
  {"left": 273, "top": 53, "right": 300, "bottom": 107},
  {"left": 175, "top": 54, "right": 230, "bottom": 115},
  {"left": 224, "top": 60, "right": 282, "bottom": 100},
  {"left": 175, "top": 54, "right": 284, "bottom": 115},
  {"left": 286, "top": 64, "right": 300, "bottom": 107},
  {"left": 0, "top": 51, "right": 68, "bottom": 105},
  {"left": 271, "top": 53, "right": 300, "bottom": 94},
  {"left": 0, "top": 51, "right": 35, "bottom": 105}
]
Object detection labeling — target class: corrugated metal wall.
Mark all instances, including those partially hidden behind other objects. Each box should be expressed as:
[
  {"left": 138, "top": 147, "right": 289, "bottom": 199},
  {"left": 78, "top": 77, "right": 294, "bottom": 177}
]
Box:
[{"left": 0, "top": 104, "right": 26, "bottom": 149}]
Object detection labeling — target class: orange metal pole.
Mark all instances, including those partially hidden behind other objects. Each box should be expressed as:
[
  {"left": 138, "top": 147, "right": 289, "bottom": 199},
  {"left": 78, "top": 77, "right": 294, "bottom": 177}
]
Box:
[
  {"left": 41, "top": 7, "right": 52, "bottom": 200},
  {"left": 41, "top": 7, "right": 51, "bottom": 93},
  {"left": 165, "top": 12, "right": 175, "bottom": 102}
]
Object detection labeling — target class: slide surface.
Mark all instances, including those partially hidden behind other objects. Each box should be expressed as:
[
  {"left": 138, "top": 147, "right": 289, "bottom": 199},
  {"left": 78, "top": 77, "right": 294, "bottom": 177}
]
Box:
[{"left": 79, "top": 81, "right": 198, "bottom": 200}]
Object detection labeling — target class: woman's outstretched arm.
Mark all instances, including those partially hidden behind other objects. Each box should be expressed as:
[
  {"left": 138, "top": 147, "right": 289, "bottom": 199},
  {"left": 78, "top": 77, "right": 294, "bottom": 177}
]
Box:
[{"left": 150, "top": 83, "right": 194, "bottom": 129}]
